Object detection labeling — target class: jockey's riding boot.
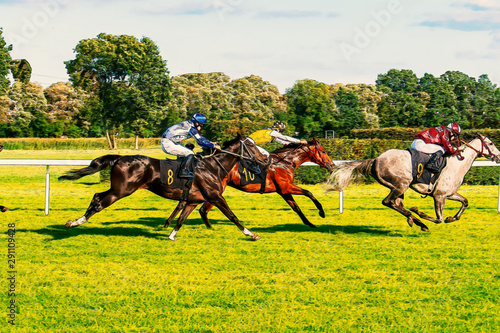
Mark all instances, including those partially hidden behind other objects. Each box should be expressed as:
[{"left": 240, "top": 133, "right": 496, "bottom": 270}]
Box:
[
  {"left": 425, "top": 150, "right": 444, "bottom": 174},
  {"left": 179, "top": 154, "right": 195, "bottom": 179}
]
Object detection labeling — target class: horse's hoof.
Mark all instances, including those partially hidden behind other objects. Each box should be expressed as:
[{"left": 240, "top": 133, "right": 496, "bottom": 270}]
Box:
[
  {"left": 421, "top": 227, "right": 429, "bottom": 232},
  {"left": 1, "top": 207, "right": 9, "bottom": 212},
  {"left": 445, "top": 217, "right": 454, "bottom": 223},
  {"left": 252, "top": 234, "right": 261, "bottom": 241},
  {"left": 65, "top": 220, "right": 75, "bottom": 227},
  {"left": 319, "top": 211, "right": 325, "bottom": 218},
  {"left": 407, "top": 218, "right": 414, "bottom": 227}
]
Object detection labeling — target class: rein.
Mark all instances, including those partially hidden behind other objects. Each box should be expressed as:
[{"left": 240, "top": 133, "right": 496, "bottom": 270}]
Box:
[
  {"left": 460, "top": 136, "right": 495, "bottom": 161},
  {"left": 213, "top": 139, "right": 263, "bottom": 175}
]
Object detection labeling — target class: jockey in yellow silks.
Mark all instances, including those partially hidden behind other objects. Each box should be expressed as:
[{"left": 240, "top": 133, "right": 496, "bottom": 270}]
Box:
[{"left": 249, "top": 121, "right": 306, "bottom": 157}]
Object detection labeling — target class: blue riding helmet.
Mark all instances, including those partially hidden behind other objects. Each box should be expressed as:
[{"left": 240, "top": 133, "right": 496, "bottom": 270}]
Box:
[{"left": 191, "top": 113, "right": 207, "bottom": 125}]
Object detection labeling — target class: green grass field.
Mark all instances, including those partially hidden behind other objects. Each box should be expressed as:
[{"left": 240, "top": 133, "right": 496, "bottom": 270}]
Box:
[{"left": 2, "top": 149, "right": 500, "bottom": 332}]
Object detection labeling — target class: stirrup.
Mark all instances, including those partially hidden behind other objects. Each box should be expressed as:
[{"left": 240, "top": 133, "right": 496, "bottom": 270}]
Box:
[{"left": 179, "top": 170, "right": 194, "bottom": 179}]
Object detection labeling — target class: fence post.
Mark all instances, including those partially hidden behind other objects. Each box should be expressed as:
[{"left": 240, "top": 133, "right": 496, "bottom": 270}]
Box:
[
  {"left": 45, "top": 165, "right": 50, "bottom": 216},
  {"left": 339, "top": 189, "right": 343, "bottom": 214}
]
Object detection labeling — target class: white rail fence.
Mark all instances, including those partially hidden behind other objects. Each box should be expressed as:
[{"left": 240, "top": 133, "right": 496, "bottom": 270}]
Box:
[{"left": 0, "top": 159, "right": 499, "bottom": 215}]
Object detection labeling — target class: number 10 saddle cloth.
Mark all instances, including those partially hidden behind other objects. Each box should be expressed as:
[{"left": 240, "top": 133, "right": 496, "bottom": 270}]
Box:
[{"left": 237, "top": 158, "right": 269, "bottom": 193}]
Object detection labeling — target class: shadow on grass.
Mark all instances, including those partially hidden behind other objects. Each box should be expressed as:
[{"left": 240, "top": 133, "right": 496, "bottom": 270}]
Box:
[
  {"left": 102, "top": 216, "right": 215, "bottom": 228},
  {"left": 16, "top": 223, "right": 170, "bottom": 241},
  {"left": 183, "top": 217, "right": 415, "bottom": 237},
  {"left": 250, "top": 223, "right": 395, "bottom": 236}
]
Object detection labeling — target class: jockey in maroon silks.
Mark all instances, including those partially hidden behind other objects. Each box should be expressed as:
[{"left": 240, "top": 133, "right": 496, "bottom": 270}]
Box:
[{"left": 411, "top": 122, "right": 462, "bottom": 173}]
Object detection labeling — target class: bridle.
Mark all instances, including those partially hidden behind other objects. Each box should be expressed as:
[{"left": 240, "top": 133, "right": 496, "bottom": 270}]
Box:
[
  {"left": 460, "top": 135, "right": 497, "bottom": 161},
  {"left": 213, "top": 138, "right": 267, "bottom": 174},
  {"left": 298, "top": 143, "right": 327, "bottom": 167}
]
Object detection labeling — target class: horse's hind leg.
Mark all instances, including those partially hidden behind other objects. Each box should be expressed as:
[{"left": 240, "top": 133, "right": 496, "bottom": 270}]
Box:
[
  {"left": 164, "top": 201, "right": 185, "bottom": 228},
  {"left": 382, "top": 190, "right": 429, "bottom": 232},
  {"left": 65, "top": 189, "right": 125, "bottom": 227},
  {"left": 168, "top": 204, "right": 197, "bottom": 241},
  {"left": 443, "top": 193, "right": 468, "bottom": 223},
  {"left": 279, "top": 193, "right": 316, "bottom": 228},
  {"left": 199, "top": 202, "right": 214, "bottom": 229}
]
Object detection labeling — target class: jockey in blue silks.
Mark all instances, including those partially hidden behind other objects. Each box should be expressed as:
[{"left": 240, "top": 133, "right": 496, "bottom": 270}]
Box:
[{"left": 161, "top": 113, "right": 220, "bottom": 178}]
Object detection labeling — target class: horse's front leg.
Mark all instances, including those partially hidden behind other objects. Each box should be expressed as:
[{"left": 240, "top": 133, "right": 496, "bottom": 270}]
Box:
[
  {"left": 209, "top": 196, "right": 260, "bottom": 240},
  {"left": 168, "top": 204, "right": 197, "bottom": 241},
  {"left": 443, "top": 193, "right": 468, "bottom": 223},
  {"left": 279, "top": 193, "right": 316, "bottom": 228}
]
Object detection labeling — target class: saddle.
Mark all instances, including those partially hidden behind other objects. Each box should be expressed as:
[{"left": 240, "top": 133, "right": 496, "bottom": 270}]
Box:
[
  {"left": 237, "top": 158, "right": 268, "bottom": 193},
  {"left": 407, "top": 149, "right": 446, "bottom": 191},
  {"left": 160, "top": 157, "right": 198, "bottom": 200}
]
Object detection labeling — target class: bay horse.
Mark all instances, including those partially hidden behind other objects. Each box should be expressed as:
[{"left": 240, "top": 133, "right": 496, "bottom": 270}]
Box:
[
  {"left": 59, "top": 134, "right": 268, "bottom": 241},
  {"left": 327, "top": 134, "right": 500, "bottom": 232},
  {"left": 0, "top": 143, "right": 8, "bottom": 213},
  {"left": 165, "top": 139, "right": 335, "bottom": 229}
]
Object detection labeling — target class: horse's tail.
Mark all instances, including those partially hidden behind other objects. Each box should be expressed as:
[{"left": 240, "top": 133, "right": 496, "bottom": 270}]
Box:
[
  {"left": 326, "top": 159, "right": 375, "bottom": 191},
  {"left": 58, "top": 155, "right": 122, "bottom": 181}
]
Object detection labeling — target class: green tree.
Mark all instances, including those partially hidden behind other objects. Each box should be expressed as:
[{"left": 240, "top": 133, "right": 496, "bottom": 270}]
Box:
[
  {"left": 473, "top": 74, "right": 499, "bottom": 128},
  {"left": 65, "top": 33, "right": 171, "bottom": 148},
  {"left": 165, "top": 73, "right": 286, "bottom": 142},
  {"left": 439, "top": 71, "right": 475, "bottom": 127},
  {"left": 376, "top": 69, "right": 419, "bottom": 93},
  {"left": 0, "top": 28, "right": 12, "bottom": 95},
  {"left": 286, "top": 79, "right": 336, "bottom": 138},
  {"left": 332, "top": 87, "right": 364, "bottom": 136},
  {"left": 8, "top": 82, "right": 50, "bottom": 137}
]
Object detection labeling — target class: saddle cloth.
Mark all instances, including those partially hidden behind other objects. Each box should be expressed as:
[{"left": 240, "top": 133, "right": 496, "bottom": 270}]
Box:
[
  {"left": 159, "top": 158, "right": 196, "bottom": 198},
  {"left": 237, "top": 159, "right": 268, "bottom": 192},
  {"left": 407, "top": 149, "right": 446, "bottom": 186}
]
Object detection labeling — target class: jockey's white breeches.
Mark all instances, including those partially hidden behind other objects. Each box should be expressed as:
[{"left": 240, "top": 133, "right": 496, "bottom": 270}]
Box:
[
  {"left": 256, "top": 145, "right": 270, "bottom": 157},
  {"left": 161, "top": 138, "right": 194, "bottom": 157},
  {"left": 411, "top": 139, "right": 445, "bottom": 155}
]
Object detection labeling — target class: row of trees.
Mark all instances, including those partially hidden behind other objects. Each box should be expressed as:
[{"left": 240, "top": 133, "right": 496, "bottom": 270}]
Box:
[{"left": 1, "top": 29, "right": 499, "bottom": 145}]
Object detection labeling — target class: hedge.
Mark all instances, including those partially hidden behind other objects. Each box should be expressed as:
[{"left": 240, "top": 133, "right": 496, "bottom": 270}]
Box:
[
  {"left": 350, "top": 127, "right": 500, "bottom": 143},
  {"left": 0, "top": 137, "right": 161, "bottom": 150}
]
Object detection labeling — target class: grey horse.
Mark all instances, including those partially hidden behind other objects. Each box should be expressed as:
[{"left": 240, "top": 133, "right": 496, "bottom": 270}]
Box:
[{"left": 327, "top": 134, "right": 500, "bottom": 231}]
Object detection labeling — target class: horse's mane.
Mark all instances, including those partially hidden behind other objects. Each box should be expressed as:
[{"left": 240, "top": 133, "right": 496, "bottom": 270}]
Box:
[{"left": 222, "top": 133, "right": 243, "bottom": 149}]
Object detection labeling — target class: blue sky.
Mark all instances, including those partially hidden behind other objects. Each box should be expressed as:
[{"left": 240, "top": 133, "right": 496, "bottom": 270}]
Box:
[{"left": 1, "top": 0, "right": 499, "bottom": 92}]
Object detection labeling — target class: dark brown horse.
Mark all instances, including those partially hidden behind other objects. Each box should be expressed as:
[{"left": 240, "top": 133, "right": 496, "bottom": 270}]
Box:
[
  {"left": 165, "top": 139, "right": 335, "bottom": 229},
  {"left": 59, "top": 134, "right": 268, "bottom": 241},
  {"left": 0, "top": 143, "right": 8, "bottom": 213}
]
